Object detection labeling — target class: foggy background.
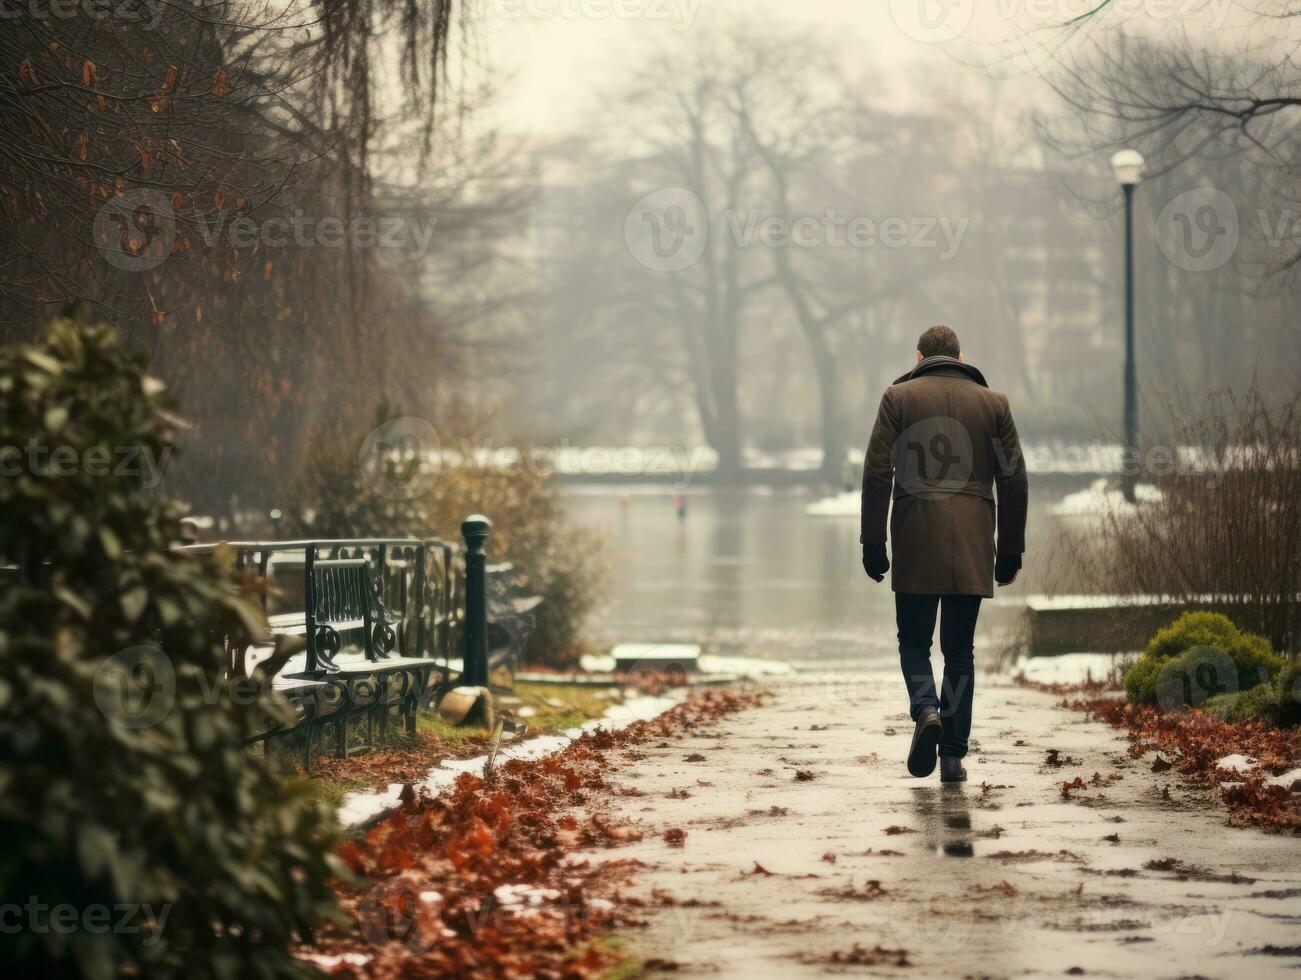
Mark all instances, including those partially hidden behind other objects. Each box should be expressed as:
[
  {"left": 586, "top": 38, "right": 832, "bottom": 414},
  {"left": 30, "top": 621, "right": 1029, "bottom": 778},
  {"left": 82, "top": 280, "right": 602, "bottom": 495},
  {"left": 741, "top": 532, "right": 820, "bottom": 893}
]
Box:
[
  {"left": 8, "top": 1, "right": 1298, "bottom": 505},
  {"left": 7, "top": 1, "right": 1301, "bottom": 642},
  {"left": 470, "top": 1, "right": 1301, "bottom": 477}
]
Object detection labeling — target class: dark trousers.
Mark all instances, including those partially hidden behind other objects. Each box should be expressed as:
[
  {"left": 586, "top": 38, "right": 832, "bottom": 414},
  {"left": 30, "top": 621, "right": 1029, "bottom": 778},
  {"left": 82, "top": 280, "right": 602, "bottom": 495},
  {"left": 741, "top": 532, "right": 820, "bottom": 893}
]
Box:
[{"left": 896, "top": 593, "right": 982, "bottom": 759}]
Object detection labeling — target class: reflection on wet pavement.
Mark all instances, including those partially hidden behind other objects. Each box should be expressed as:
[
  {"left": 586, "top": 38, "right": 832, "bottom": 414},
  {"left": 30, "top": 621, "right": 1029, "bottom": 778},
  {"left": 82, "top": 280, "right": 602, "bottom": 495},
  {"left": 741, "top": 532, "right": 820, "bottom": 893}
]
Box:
[
  {"left": 913, "top": 785, "right": 975, "bottom": 857},
  {"left": 588, "top": 674, "right": 1301, "bottom": 978}
]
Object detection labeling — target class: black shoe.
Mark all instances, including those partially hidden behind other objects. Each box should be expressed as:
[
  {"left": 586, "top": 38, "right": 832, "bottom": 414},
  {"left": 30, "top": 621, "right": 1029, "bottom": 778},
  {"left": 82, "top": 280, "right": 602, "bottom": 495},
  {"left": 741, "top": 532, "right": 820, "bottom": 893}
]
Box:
[
  {"left": 907, "top": 707, "right": 942, "bottom": 777},
  {"left": 940, "top": 756, "right": 967, "bottom": 783}
]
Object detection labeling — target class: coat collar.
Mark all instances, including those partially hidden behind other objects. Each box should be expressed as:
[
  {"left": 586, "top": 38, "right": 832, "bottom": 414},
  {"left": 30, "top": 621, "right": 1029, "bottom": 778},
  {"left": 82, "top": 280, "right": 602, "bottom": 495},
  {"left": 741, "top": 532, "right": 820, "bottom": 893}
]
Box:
[{"left": 893, "top": 355, "right": 989, "bottom": 388}]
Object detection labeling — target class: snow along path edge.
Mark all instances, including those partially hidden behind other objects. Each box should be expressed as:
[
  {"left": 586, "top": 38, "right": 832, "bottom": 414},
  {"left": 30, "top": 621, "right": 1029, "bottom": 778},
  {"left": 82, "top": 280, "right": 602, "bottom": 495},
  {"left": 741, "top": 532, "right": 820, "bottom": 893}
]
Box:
[{"left": 336, "top": 691, "right": 685, "bottom": 826}]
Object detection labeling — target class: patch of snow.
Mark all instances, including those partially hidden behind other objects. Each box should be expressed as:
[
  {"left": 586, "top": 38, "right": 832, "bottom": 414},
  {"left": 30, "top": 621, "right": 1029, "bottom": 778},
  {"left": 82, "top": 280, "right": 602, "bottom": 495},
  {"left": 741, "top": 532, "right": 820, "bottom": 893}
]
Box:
[
  {"left": 1215, "top": 754, "right": 1256, "bottom": 774},
  {"left": 1019, "top": 592, "right": 1286, "bottom": 612},
  {"left": 580, "top": 650, "right": 789, "bottom": 678},
  {"left": 495, "top": 883, "right": 561, "bottom": 907},
  {"left": 298, "top": 952, "right": 372, "bottom": 971},
  {"left": 1048, "top": 478, "right": 1162, "bottom": 517},
  {"left": 1264, "top": 767, "right": 1301, "bottom": 789},
  {"left": 698, "top": 653, "right": 793, "bottom": 676},
  {"left": 1012, "top": 653, "right": 1126, "bottom": 686},
  {"left": 611, "top": 642, "right": 700, "bottom": 663},
  {"left": 598, "top": 693, "right": 677, "bottom": 725},
  {"left": 336, "top": 693, "right": 682, "bottom": 827},
  {"left": 578, "top": 653, "right": 613, "bottom": 672}
]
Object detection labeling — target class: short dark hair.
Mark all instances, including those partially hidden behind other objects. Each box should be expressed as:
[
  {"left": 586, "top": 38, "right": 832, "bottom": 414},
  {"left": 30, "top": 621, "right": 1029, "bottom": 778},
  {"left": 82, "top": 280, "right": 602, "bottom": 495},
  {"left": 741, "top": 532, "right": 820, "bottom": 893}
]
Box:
[{"left": 917, "top": 324, "right": 960, "bottom": 359}]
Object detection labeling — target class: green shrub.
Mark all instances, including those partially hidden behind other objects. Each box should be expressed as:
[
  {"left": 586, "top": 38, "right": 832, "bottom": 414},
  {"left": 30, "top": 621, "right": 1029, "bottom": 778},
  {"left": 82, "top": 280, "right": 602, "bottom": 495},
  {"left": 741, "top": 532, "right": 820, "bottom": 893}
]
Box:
[
  {"left": 1203, "top": 683, "right": 1278, "bottom": 723},
  {"left": 1144, "top": 612, "right": 1240, "bottom": 662},
  {"left": 1274, "top": 661, "right": 1301, "bottom": 727},
  {"left": 287, "top": 410, "right": 606, "bottom": 668},
  {"left": 1150, "top": 645, "right": 1237, "bottom": 711},
  {"left": 1199, "top": 659, "right": 1301, "bottom": 726},
  {"left": 1121, "top": 654, "right": 1165, "bottom": 707},
  {"left": 1124, "top": 611, "right": 1285, "bottom": 706},
  {"left": 0, "top": 317, "right": 340, "bottom": 977}
]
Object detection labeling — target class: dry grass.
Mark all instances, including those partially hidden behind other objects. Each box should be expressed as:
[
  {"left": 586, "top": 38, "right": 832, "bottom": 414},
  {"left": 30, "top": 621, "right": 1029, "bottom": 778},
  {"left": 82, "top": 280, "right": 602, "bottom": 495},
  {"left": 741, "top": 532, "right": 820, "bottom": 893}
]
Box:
[{"left": 1053, "top": 384, "right": 1301, "bottom": 651}]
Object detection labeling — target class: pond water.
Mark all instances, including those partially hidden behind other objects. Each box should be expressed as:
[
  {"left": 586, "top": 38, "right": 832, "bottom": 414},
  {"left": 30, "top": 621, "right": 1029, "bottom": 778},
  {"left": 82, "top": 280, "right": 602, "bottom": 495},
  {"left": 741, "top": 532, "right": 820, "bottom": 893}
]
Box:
[{"left": 563, "top": 480, "right": 1091, "bottom": 664}]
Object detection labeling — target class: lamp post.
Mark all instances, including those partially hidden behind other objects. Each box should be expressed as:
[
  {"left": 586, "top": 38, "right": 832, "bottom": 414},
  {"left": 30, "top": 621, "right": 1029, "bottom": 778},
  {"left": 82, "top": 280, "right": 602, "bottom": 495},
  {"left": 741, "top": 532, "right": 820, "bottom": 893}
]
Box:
[{"left": 1111, "top": 149, "right": 1144, "bottom": 503}]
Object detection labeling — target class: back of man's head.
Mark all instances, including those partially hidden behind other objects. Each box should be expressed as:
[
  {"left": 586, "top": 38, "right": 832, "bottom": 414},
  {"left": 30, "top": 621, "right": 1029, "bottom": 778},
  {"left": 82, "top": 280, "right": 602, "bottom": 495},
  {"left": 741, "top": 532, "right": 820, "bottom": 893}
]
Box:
[{"left": 917, "top": 324, "right": 961, "bottom": 359}]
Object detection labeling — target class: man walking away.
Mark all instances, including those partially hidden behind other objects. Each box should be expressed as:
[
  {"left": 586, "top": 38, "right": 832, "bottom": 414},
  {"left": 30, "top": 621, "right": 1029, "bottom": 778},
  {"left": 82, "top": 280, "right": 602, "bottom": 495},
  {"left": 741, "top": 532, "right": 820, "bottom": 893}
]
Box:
[{"left": 860, "top": 325, "right": 1028, "bottom": 782}]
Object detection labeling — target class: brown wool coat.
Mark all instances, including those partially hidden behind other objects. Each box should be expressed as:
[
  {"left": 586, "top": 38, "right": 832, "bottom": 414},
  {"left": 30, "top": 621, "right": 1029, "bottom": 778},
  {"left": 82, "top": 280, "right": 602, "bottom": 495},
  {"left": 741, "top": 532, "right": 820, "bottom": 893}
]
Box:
[{"left": 860, "top": 356, "right": 1028, "bottom": 597}]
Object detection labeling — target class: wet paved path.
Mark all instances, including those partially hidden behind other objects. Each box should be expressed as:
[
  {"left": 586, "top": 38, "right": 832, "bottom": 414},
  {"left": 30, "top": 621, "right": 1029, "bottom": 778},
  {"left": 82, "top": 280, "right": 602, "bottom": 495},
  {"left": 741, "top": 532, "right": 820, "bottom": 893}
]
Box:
[{"left": 588, "top": 673, "right": 1301, "bottom": 978}]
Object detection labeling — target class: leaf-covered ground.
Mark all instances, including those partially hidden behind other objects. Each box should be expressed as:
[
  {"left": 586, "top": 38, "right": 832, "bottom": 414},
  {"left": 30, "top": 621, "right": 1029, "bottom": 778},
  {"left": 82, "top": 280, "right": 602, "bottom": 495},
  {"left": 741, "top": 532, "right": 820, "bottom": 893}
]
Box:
[
  {"left": 1014, "top": 672, "right": 1298, "bottom": 831},
  {"left": 302, "top": 690, "right": 763, "bottom": 977},
  {"left": 1063, "top": 696, "right": 1300, "bottom": 832},
  {"left": 281, "top": 682, "right": 624, "bottom": 807},
  {"left": 561, "top": 674, "right": 1301, "bottom": 977}
]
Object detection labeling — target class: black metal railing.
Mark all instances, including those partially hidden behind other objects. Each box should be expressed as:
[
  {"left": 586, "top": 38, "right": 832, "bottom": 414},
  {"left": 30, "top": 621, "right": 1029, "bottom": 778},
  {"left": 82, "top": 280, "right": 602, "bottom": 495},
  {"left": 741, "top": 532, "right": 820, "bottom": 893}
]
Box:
[
  {"left": 3, "top": 517, "right": 539, "bottom": 762},
  {"left": 179, "top": 516, "right": 538, "bottom": 693},
  {"left": 180, "top": 536, "right": 465, "bottom": 678}
]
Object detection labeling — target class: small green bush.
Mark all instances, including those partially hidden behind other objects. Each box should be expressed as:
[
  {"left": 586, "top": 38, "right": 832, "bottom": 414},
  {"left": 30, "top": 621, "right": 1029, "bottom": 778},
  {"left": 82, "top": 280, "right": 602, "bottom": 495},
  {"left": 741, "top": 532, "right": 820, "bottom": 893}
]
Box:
[
  {"left": 1274, "top": 662, "right": 1301, "bottom": 727},
  {"left": 0, "top": 317, "right": 340, "bottom": 977},
  {"left": 1124, "top": 612, "right": 1285, "bottom": 706},
  {"left": 1151, "top": 645, "right": 1238, "bottom": 710},
  {"left": 1144, "top": 611, "right": 1240, "bottom": 661},
  {"left": 1203, "top": 683, "right": 1278, "bottom": 724},
  {"left": 1121, "top": 654, "right": 1165, "bottom": 707},
  {"left": 287, "top": 409, "right": 606, "bottom": 668},
  {"left": 1198, "top": 659, "right": 1300, "bottom": 726}
]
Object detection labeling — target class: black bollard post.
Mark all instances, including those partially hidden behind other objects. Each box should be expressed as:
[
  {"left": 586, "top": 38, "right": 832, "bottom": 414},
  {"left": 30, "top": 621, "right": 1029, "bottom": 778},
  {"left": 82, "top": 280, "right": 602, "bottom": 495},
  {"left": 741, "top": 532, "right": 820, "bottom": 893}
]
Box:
[
  {"left": 304, "top": 543, "right": 319, "bottom": 675},
  {"left": 460, "top": 514, "right": 491, "bottom": 687}
]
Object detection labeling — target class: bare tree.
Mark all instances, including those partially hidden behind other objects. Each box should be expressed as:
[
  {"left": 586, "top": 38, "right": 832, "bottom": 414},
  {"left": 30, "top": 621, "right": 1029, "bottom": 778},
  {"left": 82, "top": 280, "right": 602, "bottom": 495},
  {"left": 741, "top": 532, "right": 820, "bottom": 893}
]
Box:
[
  {"left": 2, "top": 2, "right": 541, "bottom": 508},
  {"left": 1033, "top": 14, "right": 1301, "bottom": 392},
  {"left": 543, "top": 22, "right": 946, "bottom": 480},
  {"left": 1034, "top": 5, "right": 1301, "bottom": 270}
]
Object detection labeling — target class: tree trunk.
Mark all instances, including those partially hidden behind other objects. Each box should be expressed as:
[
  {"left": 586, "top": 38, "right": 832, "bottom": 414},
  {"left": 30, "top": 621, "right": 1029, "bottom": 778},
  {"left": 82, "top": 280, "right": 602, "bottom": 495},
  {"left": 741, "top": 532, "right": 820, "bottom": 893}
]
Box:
[{"left": 808, "top": 329, "right": 844, "bottom": 485}]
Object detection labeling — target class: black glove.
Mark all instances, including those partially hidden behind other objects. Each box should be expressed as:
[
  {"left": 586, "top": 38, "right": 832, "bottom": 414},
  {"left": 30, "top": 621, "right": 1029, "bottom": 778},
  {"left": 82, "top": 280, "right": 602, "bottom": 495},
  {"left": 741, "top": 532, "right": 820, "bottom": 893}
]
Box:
[
  {"left": 995, "top": 553, "right": 1022, "bottom": 586},
  {"left": 862, "top": 542, "right": 890, "bottom": 583}
]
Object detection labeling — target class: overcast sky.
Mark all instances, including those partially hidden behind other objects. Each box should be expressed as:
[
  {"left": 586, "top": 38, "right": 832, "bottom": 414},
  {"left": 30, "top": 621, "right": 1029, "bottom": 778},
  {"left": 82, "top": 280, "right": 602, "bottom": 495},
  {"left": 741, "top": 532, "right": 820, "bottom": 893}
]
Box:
[{"left": 476, "top": 0, "right": 1271, "bottom": 135}]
